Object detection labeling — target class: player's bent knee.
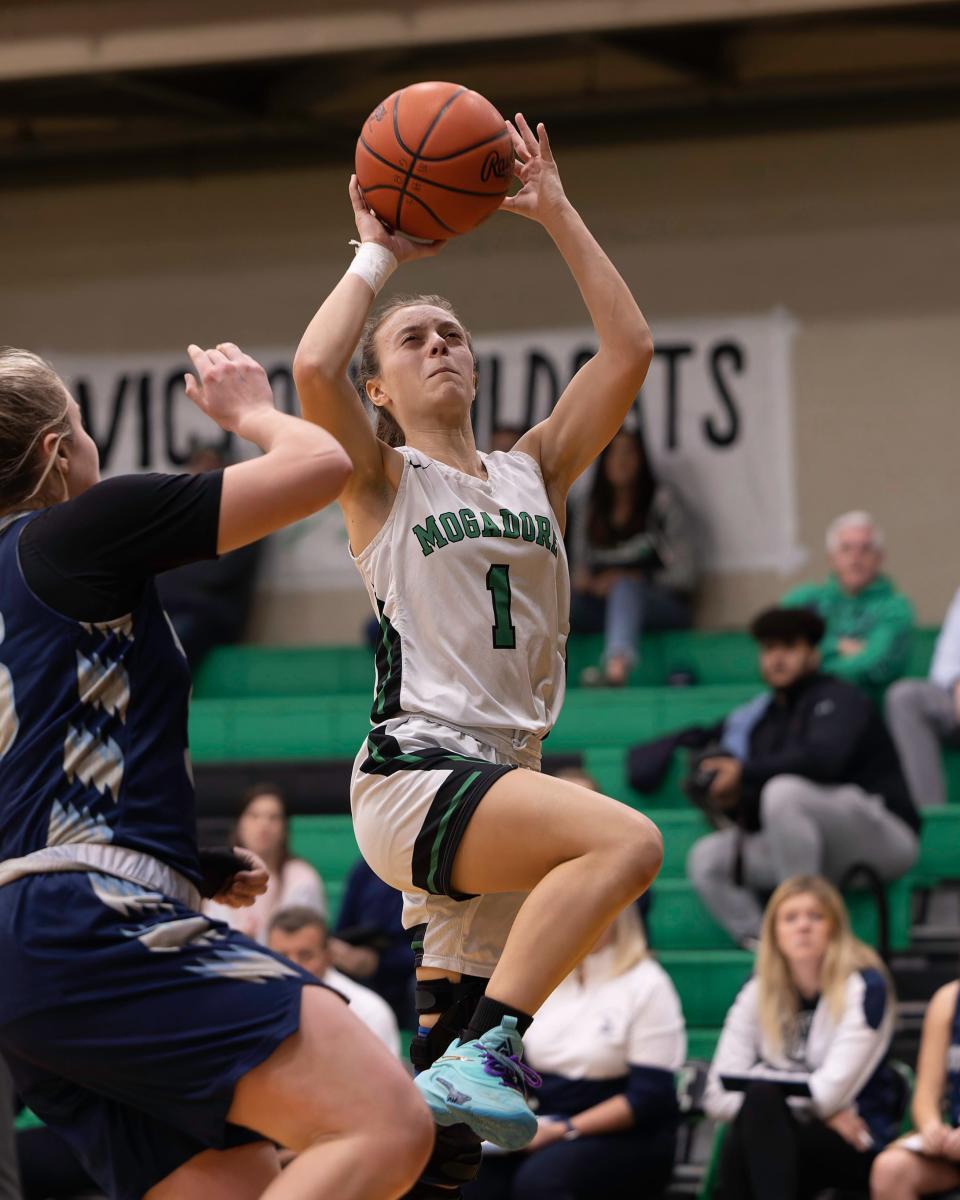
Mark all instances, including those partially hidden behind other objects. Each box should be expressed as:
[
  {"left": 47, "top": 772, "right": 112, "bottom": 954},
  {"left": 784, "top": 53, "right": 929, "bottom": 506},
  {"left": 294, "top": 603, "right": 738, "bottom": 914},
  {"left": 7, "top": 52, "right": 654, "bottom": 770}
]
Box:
[{"left": 609, "top": 813, "right": 663, "bottom": 892}]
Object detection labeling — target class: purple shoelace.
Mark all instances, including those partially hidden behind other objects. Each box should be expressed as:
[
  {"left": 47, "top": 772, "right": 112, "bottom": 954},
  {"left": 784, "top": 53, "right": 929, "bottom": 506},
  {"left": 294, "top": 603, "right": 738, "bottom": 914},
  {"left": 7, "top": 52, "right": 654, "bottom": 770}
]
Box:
[{"left": 481, "top": 1045, "right": 542, "bottom": 1094}]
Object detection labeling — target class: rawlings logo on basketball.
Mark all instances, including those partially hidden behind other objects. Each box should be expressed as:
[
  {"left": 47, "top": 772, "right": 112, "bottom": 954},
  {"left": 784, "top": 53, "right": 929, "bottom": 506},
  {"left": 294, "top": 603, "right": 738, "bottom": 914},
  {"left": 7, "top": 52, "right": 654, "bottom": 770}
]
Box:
[
  {"left": 480, "top": 150, "right": 511, "bottom": 183},
  {"left": 372, "top": 103, "right": 386, "bottom": 122}
]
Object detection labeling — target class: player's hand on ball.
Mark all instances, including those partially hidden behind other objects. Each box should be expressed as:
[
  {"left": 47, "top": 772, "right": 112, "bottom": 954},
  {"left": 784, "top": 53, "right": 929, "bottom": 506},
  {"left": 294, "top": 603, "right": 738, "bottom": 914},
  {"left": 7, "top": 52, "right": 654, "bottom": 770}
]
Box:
[
  {"left": 185, "top": 343, "right": 274, "bottom": 436},
  {"left": 213, "top": 848, "right": 269, "bottom": 908},
  {"left": 349, "top": 175, "right": 447, "bottom": 264},
  {"left": 501, "top": 114, "right": 570, "bottom": 227}
]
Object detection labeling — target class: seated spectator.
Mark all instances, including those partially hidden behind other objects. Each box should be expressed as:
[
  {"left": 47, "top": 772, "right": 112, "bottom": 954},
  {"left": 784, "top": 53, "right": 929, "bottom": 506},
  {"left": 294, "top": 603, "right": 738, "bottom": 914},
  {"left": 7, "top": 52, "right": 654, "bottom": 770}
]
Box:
[
  {"left": 886, "top": 586, "right": 960, "bottom": 807},
  {"left": 686, "top": 607, "right": 919, "bottom": 948},
  {"left": 267, "top": 907, "right": 400, "bottom": 1055},
  {"left": 330, "top": 857, "right": 416, "bottom": 1029},
  {"left": 0, "top": 1059, "right": 20, "bottom": 1200},
  {"left": 204, "top": 783, "right": 326, "bottom": 943},
  {"left": 570, "top": 427, "right": 696, "bottom": 686},
  {"left": 156, "top": 442, "right": 263, "bottom": 672},
  {"left": 466, "top": 904, "right": 685, "bottom": 1200},
  {"left": 871, "top": 977, "right": 960, "bottom": 1198},
  {"left": 782, "top": 510, "right": 914, "bottom": 695},
  {"left": 704, "top": 876, "right": 900, "bottom": 1200}
]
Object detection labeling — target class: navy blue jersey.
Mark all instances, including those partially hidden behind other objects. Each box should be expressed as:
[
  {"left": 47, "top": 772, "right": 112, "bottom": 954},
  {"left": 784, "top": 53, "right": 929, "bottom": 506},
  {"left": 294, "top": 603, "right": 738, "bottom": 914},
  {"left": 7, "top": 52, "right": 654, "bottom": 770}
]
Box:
[
  {"left": 948, "top": 983, "right": 960, "bottom": 1126},
  {"left": 0, "top": 475, "right": 221, "bottom": 885}
]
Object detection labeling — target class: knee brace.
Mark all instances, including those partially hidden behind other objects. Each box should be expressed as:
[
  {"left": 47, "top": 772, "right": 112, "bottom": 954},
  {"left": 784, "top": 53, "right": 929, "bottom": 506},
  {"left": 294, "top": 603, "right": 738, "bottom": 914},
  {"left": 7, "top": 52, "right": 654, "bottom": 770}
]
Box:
[
  {"left": 404, "top": 976, "right": 488, "bottom": 1200},
  {"left": 409, "top": 975, "right": 487, "bottom": 1073}
]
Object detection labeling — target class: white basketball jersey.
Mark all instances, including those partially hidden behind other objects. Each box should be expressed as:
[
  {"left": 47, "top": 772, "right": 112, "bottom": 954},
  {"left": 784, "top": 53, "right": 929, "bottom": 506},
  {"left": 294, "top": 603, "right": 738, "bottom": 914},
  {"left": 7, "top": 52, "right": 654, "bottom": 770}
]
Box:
[{"left": 353, "top": 447, "right": 569, "bottom": 743}]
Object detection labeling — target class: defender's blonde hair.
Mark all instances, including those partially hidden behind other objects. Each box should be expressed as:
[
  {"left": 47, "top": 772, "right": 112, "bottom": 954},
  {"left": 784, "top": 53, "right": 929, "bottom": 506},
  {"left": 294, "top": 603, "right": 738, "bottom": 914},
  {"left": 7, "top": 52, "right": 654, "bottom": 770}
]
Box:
[{"left": 0, "top": 348, "right": 72, "bottom": 512}]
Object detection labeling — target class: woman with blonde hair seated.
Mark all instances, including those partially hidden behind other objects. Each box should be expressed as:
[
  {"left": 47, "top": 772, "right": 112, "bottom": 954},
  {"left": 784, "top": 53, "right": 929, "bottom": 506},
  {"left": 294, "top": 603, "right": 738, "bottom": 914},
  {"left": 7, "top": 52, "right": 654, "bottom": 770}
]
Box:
[
  {"left": 704, "top": 875, "right": 900, "bottom": 1199},
  {"left": 870, "top": 977, "right": 960, "bottom": 1198},
  {"left": 467, "top": 902, "right": 686, "bottom": 1200}
]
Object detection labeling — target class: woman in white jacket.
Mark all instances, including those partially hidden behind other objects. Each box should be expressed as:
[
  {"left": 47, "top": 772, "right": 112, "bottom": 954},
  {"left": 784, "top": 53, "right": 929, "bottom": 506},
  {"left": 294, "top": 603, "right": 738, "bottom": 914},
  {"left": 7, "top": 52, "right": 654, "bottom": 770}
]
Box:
[{"left": 704, "top": 875, "right": 899, "bottom": 1199}]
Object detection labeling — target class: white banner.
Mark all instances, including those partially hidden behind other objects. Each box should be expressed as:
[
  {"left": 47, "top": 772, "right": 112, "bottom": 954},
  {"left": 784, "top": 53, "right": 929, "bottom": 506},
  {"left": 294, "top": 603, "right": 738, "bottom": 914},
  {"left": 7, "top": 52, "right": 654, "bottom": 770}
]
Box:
[{"left": 43, "top": 308, "right": 802, "bottom": 591}]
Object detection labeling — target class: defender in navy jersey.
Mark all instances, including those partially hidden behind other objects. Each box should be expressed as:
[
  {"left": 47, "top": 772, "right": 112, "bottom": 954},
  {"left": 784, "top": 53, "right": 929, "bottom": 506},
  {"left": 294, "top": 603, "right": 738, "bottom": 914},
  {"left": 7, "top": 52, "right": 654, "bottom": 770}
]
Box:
[
  {"left": 295, "top": 113, "right": 662, "bottom": 1186},
  {"left": 0, "top": 345, "right": 433, "bottom": 1200},
  {"left": 871, "top": 977, "right": 960, "bottom": 1197}
]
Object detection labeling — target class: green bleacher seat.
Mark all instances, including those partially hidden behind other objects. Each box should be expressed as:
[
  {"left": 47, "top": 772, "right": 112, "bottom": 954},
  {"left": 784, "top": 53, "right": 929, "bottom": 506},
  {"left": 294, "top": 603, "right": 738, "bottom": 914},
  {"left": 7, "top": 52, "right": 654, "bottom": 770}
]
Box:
[
  {"left": 659, "top": 950, "right": 753, "bottom": 1028},
  {"left": 685, "top": 1028, "right": 721, "bottom": 1061},
  {"left": 649, "top": 876, "right": 912, "bottom": 953},
  {"left": 289, "top": 814, "right": 361, "bottom": 923},
  {"left": 190, "top": 628, "right": 940, "bottom": 702},
  {"left": 194, "top": 645, "right": 375, "bottom": 698},
  {"left": 911, "top": 807, "right": 960, "bottom": 889}
]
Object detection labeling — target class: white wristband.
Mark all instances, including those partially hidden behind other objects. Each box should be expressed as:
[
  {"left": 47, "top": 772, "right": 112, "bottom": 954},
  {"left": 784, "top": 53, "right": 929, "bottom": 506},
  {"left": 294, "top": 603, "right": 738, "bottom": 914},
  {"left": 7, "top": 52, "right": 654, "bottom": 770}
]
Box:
[{"left": 346, "top": 241, "right": 398, "bottom": 296}]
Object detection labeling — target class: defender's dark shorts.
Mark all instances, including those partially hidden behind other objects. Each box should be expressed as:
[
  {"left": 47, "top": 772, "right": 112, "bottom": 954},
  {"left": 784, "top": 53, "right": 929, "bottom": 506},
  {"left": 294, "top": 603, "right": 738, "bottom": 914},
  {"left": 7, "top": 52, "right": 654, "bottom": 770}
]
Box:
[{"left": 0, "top": 871, "right": 323, "bottom": 1200}]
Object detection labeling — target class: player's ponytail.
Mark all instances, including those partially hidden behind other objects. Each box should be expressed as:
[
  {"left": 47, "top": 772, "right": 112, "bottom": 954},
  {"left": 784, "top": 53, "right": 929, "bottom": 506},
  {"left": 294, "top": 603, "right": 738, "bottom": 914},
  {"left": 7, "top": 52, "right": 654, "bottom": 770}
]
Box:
[
  {"left": 355, "top": 293, "right": 477, "bottom": 449},
  {"left": 0, "top": 348, "right": 72, "bottom": 514}
]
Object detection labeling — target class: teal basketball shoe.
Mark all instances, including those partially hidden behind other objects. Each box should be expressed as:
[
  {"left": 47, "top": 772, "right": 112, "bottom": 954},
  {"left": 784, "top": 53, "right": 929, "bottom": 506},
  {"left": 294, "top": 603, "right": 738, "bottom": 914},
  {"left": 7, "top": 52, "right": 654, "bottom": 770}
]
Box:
[{"left": 414, "top": 1016, "right": 540, "bottom": 1150}]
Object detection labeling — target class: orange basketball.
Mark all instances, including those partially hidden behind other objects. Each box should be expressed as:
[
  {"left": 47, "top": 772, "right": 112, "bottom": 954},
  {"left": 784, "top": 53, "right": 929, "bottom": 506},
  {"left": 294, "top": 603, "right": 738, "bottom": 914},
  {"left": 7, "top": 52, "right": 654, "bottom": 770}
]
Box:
[{"left": 355, "top": 81, "right": 513, "bottom": 241}]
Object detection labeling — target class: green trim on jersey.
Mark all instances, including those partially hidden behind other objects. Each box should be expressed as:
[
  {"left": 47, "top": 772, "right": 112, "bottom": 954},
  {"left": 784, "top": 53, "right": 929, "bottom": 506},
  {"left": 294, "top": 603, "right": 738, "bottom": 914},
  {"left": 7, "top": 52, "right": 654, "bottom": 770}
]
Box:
[
  {"left": 359, "top": 726, "right": 515, "bottom": 899},
  {"left": 371, "top": 598, "right": 403, "bottom": 723}
]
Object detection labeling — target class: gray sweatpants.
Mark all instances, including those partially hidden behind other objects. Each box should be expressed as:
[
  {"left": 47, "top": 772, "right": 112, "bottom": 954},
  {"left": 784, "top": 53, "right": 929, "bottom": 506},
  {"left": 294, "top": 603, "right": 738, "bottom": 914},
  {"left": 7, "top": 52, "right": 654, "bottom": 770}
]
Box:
[
  {"left": 885, "top": 678, "right": 960, "bottom": 809},
  {"left": 0, "top": 1056, "right": 21, "bottom": 1200},
  {"left": 686, "top": 774, "right": 919, "bottom": 945}
]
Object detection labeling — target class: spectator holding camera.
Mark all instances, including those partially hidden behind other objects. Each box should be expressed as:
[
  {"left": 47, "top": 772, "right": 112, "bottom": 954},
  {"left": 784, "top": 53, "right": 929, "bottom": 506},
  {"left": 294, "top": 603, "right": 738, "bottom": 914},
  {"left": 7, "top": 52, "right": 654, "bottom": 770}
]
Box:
[
  {"left": 781, "top": 511, "right": 914, "bottom": 695},
  {"left": 704, "top": 876, "right": 900, "bottom": 1199},
  {"left": 686, "top": 607, "right": 919, "bottom": 949},
  {"left": 870, "top": 975, "right": 960, "bottom": 1198},
  {"left": 885, "top": 586, "right": 960, "bottom": 809}
]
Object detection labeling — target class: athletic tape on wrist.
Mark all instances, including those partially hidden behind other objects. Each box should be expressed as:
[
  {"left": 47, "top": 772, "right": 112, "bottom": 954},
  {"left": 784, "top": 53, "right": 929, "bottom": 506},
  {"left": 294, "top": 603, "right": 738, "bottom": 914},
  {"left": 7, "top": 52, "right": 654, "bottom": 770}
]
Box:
[{"left": 346, "top": 240, "right": 398, "bottom": 295}]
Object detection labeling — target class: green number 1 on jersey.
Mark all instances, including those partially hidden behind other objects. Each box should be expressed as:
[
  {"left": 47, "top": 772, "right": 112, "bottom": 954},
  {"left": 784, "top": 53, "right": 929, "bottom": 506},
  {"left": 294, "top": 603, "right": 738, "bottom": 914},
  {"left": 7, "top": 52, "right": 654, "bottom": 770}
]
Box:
[{"left": 485, "top": 564, "right": 516, "bottom": 650}]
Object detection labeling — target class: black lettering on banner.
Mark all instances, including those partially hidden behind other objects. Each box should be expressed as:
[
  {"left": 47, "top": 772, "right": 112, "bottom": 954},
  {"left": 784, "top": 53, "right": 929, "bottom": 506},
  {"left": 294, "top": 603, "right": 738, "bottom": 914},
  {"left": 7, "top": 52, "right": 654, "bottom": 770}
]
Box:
[
  {"left": 268, "top": 366, "right": 298, "bottom": 416},
  {"left": 478, "top": 354, "right": 501, "bottom": 442},
  {"left": 165, "top": 369, "right": 232, "bottom": 467},
  {"left": 137, "top": 374, "right": 152, "bottom": 469},
  {"left": 523, "top": 351, "right": 561, "bottom": 428},
  {"left": 705, "top": 341, "right": 744, "bottom": 448},
  {"left": 655, "top": 344, "right": 694, "bottom": 452},
  {"left": 75, "top": 375, "right": 128, "bottom": 470}
]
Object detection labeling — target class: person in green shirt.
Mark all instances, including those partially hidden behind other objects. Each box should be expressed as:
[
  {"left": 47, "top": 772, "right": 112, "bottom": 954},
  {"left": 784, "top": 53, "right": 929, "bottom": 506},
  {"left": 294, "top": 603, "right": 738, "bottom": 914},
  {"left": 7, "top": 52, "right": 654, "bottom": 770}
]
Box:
[{"left": 782, "top": 511, "right": 914, "bottom": 695}]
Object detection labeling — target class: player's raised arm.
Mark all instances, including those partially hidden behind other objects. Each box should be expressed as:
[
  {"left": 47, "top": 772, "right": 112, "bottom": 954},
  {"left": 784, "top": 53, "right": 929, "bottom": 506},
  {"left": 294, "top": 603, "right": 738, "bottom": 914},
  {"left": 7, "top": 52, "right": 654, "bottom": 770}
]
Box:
[
  {"left": 292, "top": 177, "right": 445, "bottom": 502},
  {"left": 184, "top": 342, "right": 352, "bottom": 553},
  {"left": 506, "top": 116, "right": 654, "bottom": 506}
]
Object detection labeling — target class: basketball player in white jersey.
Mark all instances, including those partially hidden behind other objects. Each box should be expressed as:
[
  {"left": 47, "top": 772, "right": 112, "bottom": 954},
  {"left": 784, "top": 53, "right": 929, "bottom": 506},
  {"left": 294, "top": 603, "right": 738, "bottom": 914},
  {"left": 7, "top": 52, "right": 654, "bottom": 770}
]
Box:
[{"left": 294, "top": 115, "right": 662, "bottom": 1192}]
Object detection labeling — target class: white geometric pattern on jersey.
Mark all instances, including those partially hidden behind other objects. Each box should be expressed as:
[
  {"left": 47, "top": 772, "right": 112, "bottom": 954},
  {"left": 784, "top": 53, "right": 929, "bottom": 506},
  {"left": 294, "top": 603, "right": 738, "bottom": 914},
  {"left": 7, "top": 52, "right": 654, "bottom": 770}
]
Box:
[
  {"left": 79, "top": 614, "right": 135, "bottom": 642},
  {"left": 63, "top": 722, "right": 124, "bottom": 800},
  {"left": 131, "top": 915, "right": 224, "bottom": 953},
  {"left": 88, "top": 872, "right": 174, "bottom": 917},
  {"left": 46, "top": 798, "right": 114, "bottom": 847},
  {"left": 163, "top": 610, "right": 187, "bottom": 659},
  {"left": 0, "top": 612, "right": 18, "bottom": 761},
  {"left": 184, "top": 943, "right": 303, "bottom": 984},
  {"left": 76, "top": 649, "right": 130, "bottom": 723}
]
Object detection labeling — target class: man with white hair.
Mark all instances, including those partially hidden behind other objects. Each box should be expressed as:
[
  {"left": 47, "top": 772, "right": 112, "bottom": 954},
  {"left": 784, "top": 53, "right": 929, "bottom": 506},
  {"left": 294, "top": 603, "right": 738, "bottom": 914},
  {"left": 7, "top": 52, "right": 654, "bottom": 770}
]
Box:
[
  {"left": 781, "top": 511, "right": 914, "bottom": 694},
  {"left": 885, "top": 588, "right": 960, "bottom": 808}
]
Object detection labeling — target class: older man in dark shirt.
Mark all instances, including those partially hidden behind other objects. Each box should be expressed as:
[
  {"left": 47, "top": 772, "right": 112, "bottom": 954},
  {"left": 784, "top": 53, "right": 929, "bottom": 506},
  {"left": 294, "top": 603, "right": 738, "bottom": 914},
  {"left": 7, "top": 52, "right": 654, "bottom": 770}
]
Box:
[{"left": 686, "top": 607, "right": 920, "bottom": 948}]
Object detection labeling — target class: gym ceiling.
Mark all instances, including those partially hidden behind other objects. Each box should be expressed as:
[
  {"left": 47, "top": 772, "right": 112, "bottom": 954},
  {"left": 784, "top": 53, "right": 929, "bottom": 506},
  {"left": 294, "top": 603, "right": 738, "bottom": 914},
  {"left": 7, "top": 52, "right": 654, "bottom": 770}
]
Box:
[{"left": 2, "top": 0, "right": 960, "bottom": 186}]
